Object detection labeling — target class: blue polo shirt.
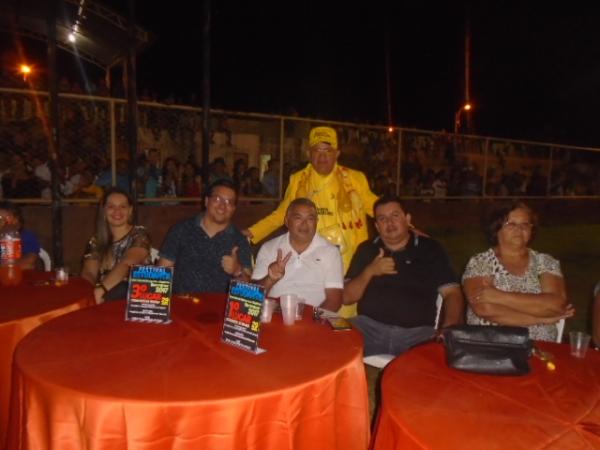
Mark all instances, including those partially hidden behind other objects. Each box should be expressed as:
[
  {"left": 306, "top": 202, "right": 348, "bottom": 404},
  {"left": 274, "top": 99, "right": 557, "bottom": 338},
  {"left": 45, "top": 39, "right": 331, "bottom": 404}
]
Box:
[
  {"left": 22, "top": 229, "right": 40, "bottom": 255},
  {"left": 159, "top": 214, "right": 252, "bottom": 294}
]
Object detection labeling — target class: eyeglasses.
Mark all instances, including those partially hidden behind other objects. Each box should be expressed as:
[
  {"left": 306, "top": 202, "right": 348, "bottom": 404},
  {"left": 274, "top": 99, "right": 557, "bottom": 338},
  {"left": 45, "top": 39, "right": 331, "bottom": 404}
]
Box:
[
  {"left": 503, "top": 221, "right": 533, "bottom": 231},
  {"left": 209, "top": 194, "right": 235, "bottom": 207}
]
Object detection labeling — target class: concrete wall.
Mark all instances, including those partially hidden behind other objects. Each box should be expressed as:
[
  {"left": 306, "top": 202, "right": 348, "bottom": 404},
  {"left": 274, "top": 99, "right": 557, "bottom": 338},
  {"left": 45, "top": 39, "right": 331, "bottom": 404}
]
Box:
[{"left": 21, "top": 198, "right": 600, "bottom": 273}]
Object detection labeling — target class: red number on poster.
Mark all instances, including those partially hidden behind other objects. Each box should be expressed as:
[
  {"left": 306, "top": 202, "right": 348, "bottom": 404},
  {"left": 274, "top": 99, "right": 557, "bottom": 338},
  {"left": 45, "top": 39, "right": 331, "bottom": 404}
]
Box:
[{"left": 131, "top": 283, "right": 148, "bottom": 298}]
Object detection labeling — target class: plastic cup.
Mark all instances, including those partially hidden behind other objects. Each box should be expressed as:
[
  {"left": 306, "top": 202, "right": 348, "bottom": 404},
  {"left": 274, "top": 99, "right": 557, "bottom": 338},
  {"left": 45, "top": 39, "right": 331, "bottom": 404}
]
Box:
[
  {"left": 280, "top": 294, "right": 297, "bottom": 326},
  {"left": 260, "top": 298, "right": 277, "bottom": 323},
  {"left": 55, "top": 267, "right": 69, "bottom": 286},
  {"left": 295, "top": 298, "right": 306, "bottom": 320},
  {"left": 569, "top": 331, "right": 591, "bottom": 358}
]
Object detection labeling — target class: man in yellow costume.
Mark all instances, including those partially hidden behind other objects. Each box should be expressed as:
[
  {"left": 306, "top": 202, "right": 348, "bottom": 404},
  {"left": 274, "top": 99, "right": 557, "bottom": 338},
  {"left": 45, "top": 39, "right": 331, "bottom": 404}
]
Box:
[{"left": 246, "top": 126, "right": 378, "bottom": 317}]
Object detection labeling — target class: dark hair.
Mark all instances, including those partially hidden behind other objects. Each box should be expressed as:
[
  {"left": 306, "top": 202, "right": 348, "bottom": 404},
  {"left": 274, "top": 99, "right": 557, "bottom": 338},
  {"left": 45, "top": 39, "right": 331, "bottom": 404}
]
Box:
[
  {"left": 486, "top": 201, "right": 538, "bottom": 245},
  {"left": 205, "top": 179, "right": 238, "bottom": 201},
  {"left": 0, "top": 201, "right": 24, "bottom": 230},
  {"left": 373, "top": 194, "right": 405, "bottom": 216},
  {"left": 94, "top": 188, "right": 135, "bottom": 261},
  {"left": 286, "top": 198, "right": 317, "bottom": 216}
]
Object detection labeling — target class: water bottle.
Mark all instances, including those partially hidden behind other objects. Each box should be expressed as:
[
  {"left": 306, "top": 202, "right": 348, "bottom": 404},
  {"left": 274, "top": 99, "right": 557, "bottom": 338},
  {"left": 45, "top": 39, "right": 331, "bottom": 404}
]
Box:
[{"left": 0, "top": 225, "right": 23, "bottom": 286}]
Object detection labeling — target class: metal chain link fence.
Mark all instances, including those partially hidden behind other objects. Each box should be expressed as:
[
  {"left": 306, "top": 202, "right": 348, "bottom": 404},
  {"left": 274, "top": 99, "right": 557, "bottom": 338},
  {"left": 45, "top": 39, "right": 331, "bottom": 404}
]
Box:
[{"left": 2, "top": 87, "right": 600, "bottom": 204}]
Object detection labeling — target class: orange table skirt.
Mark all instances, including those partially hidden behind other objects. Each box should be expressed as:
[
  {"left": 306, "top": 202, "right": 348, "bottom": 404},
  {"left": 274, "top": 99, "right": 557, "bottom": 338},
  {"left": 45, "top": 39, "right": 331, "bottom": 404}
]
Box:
[
  {"left": 7, "top": 295, "right": 370, "bottom": 450},
  {"left": 0, "top": 271, "right": 94, "bottom": 447},
  {"left": 372, "top": 342, "right": 600, "bottom": 450}
]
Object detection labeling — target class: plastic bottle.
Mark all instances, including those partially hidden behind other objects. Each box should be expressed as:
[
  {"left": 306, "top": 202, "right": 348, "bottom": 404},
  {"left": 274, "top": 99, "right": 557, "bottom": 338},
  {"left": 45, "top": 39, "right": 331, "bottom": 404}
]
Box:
[{"left": 0, "top": 225, "right": 23, "bottom": 286}]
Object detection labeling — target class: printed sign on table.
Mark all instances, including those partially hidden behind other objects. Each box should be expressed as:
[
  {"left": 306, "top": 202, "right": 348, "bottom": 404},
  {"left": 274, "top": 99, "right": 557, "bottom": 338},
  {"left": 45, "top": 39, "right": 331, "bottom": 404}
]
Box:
[
  {"left": 125, "top": 265, "right": 173, "bottom": 324},
  {"left": 222, "top": 280, "right": 265, "bottom": 354}
]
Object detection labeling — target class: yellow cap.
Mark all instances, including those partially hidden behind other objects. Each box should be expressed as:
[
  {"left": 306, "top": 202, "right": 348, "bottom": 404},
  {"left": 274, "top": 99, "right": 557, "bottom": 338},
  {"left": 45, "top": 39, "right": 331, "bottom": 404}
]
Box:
[{"left": 309, "top": 126, "right": 338, "bottom": 150}]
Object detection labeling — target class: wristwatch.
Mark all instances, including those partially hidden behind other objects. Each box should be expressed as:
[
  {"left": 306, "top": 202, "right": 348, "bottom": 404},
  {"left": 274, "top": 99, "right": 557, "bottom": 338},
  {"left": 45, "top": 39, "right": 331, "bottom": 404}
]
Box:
[{"left": 95, "top": 282, "right": 108, "bottom": 293}]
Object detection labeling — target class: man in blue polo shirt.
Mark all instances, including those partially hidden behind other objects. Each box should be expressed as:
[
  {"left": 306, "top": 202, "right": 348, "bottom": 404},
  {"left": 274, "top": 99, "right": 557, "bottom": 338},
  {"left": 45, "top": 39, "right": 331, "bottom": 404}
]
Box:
[
  {"left": 158, "top": 180, "right": 252, "bottom": 293},
  {"left": 343, "top": 195, "right": 464, "bottom": 356}
]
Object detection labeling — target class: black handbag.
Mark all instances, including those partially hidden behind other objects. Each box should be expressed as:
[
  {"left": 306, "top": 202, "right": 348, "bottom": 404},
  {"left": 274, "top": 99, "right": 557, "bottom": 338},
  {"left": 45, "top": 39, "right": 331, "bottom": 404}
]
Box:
[{"left": 442, "top": 325, "right": 533, "bottom": 376}]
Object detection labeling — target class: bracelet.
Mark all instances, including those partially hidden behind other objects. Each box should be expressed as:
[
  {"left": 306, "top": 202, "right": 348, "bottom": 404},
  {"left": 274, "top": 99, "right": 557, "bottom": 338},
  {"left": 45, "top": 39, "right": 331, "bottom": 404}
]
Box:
[{"left": 95, "top": 282, "right": 108, "bottom": 294}]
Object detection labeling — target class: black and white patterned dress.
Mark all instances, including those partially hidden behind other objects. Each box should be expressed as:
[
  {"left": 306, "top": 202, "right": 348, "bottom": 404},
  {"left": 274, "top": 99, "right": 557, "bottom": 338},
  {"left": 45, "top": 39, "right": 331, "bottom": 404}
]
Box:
[
  {"left": 84, "top": 226, "right": 152, "bottom": 282},
  {"left": 462, "top": 248, "right": 563, "bottom": 342}
]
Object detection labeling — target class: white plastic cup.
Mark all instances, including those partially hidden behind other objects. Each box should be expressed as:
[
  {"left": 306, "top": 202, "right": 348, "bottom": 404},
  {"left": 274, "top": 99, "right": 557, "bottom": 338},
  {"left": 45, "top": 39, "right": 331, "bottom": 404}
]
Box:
[
  {"left": 295, "top": 298, "right": 306, "bottom": 320},
  {"left": 280, "top": 294, "right": 297, "bottom": 326},
  {"left": 260, "top": 298, "right": 277, "bottom": 323},
  {"left": 55, "top": 267, "right": 69, "bottom": 286},
  {"left": 569, "top": 331, "right": 591, "bottom": 358}
]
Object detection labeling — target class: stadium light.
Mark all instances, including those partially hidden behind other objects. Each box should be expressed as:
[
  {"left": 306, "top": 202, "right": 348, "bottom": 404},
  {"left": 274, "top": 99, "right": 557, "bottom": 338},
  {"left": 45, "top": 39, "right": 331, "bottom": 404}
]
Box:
[{"left": 19, "top": 64, "right": 32, "bottom": 81}]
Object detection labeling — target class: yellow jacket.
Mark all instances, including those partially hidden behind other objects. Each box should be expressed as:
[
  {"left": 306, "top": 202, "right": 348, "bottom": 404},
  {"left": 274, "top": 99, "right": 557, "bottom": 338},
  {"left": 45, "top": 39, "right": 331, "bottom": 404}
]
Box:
[{"left": 249, "top": 164, "right": 377, "bottom": 316}]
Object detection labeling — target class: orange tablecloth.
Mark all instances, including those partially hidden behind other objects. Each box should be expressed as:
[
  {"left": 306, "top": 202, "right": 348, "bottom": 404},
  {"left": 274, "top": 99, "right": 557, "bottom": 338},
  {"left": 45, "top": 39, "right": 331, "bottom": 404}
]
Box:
[
  {"left": 0, "top": 271, "right": 94, "bottom": 446},
  {"left": 372, "top": 342, "right": 600, "bottom": 450},
  {"left": 7, "top": 295, "right": 370, "bottom": 450}
]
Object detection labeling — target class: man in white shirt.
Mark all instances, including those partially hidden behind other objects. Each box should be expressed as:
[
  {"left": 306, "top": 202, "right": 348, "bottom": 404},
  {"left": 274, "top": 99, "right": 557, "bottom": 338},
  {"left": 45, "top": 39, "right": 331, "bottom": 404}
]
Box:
[{"left": 252, "top": 198, "right": 343, "bottom": 311}]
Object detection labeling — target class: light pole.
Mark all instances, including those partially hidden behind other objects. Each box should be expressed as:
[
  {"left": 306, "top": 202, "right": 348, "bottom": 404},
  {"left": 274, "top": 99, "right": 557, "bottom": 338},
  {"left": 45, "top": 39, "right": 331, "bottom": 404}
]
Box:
[{"left": 454, "top": 103, "right": 472, "bottom": 134}]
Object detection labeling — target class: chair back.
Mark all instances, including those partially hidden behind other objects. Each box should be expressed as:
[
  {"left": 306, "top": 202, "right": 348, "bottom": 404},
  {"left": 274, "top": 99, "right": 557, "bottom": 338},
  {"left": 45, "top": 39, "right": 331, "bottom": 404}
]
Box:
[{"left": 38, "top": 248, "right": 51, "bottom": 271}]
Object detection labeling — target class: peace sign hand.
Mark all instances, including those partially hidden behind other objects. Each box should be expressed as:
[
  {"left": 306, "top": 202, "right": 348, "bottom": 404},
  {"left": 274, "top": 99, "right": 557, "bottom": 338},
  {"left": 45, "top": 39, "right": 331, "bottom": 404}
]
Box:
[{"left": 267, "top": 249, "right": 292, "bottom": 282}]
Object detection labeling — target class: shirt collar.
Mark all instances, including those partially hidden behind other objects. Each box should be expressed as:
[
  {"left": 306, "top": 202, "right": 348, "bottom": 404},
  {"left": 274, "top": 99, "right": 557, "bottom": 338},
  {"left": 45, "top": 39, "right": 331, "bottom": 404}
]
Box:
[
  {"left": 374, "top": 232, "right": 417, "bottom": 253},
  {"left": 196, "top": 213, "right": 235, "bottom": 236},
  {"left": 286, "top": 231, "right": 319, "bottom": 256}
]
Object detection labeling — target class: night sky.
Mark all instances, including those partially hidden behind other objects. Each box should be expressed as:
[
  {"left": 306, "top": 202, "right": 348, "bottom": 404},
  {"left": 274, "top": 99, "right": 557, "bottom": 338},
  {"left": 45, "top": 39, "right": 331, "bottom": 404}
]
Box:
[{"left": 9, "top": 1, "right": 600, "bottom": 147}]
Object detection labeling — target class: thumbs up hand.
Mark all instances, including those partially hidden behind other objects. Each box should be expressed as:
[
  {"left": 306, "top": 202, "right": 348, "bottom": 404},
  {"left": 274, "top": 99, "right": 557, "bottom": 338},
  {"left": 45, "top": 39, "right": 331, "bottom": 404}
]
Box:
[
  {"left": 222, "top": 246, "right": 243, "bottom": 276},
  {"left": 367, "top": 248, "right": 398, "bottom": 277}
]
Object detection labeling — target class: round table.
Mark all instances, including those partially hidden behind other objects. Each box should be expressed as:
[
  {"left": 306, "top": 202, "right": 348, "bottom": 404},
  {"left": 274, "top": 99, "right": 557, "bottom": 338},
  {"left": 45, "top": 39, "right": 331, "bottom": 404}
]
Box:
[
  {"left": 7, "top": 295, "right": 370, "bottom": 450},
  {"left": 372, "top": 342, "right": 600, "bottom": 450},
  {"left": 0, "top": 271, "right": 95, "bottom": 446}
]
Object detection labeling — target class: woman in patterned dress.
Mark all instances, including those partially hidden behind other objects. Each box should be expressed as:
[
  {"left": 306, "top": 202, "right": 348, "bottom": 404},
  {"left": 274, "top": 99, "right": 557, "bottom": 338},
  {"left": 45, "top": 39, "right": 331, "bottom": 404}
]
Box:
[
  {"left": 462, "top": 202, "right": 574, "bottom": 342},
  {"left": 82, "top": 188, "right": 151, "bottom": 304}
]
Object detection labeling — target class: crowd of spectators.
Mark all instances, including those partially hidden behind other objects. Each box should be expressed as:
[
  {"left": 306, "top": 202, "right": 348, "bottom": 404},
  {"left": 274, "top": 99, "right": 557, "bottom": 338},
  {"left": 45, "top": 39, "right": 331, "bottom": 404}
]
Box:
[
  {"left": 2, "top": 74, "right": 600, "bottom": 202},
  {"left": 0, "top": 143, "right": 288, "bottom": 203},
  {"left": 361, "top": 132, "right": 600, "bottom": 198},
  {"left": 1, "top": 137, "right": 598, "bottom": 203}
]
